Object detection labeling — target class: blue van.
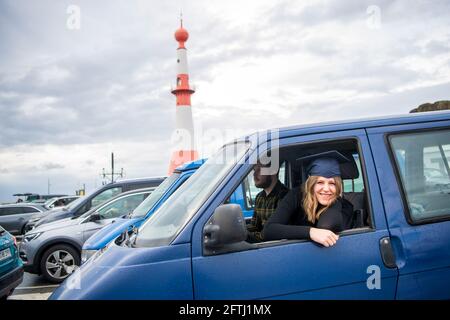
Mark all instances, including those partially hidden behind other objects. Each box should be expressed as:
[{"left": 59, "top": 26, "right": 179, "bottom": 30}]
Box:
[
  {"left": 51, "top": 111, "right": 450, "bottom": 300},
  {"left": 0, "top": 226, "right": 23, "bottom": 299},
  {"left": 81, "top": 159, "right": 259, "bottom": 262}
]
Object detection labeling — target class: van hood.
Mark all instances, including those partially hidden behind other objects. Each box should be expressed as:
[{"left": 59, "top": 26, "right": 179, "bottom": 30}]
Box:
[{"left": 49, "top": 242, "right": 193, "bottom": 300}]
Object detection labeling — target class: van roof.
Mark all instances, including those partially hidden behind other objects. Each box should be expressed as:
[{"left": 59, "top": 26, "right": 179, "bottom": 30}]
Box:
[
  {"left": 243, "top": 111, "right": 450, "bottom": 142},
  {"left": 113, "top": 176, "right": 166, "bottom": 184},
  {"left": 175, "top": 158, "right": 207, "bottom": 173}
]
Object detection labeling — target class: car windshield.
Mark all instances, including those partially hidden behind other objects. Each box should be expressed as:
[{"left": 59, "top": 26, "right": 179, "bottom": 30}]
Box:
[
  {"left": 131, "top": 173, "right": 180, "bottom": 218},
  {"left": 135, "top": 141, "right": 250, "bottom": 248}
]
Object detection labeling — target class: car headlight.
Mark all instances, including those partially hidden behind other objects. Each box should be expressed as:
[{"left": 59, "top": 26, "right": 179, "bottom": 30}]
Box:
[
  {"left": 81, "top": 249, "right": 98, "bottom": 264},
  {"left": 23, "top": 232, "right": 43, "bottom": 243}
]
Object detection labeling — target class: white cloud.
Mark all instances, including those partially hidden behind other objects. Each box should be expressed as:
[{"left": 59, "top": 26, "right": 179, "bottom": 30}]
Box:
[{"left": 37, "top": 65, "right": 72, "bottom": 85}]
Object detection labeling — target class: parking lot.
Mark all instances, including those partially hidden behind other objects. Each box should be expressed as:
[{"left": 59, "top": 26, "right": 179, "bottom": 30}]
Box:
[
  {"left": 7, "top": 237, "right": 56, "bottom": 300},
  {"left": 8, "top": 272, "right": 56, "bottom": 300}
]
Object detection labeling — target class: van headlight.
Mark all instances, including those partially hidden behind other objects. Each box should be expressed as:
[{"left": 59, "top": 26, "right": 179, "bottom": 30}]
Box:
[{"left": 23, "top": 232, "right": 43, "bottom": 243}]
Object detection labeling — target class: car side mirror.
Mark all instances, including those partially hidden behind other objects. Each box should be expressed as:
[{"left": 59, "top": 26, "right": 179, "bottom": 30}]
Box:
[
  {"left": 90, "top": 213, "right": 102, "bottom": 222},
  {"left": 203, "top": 204, "right": 251, "bottom": 255}
]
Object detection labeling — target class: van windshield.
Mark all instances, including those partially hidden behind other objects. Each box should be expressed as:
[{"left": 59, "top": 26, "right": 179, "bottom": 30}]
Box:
[
  {"left": 135, "top": 142, "right": 250, "bottom": 248},
  {"left": 131, "top": 173, "right": 180, "bottom": 218}
]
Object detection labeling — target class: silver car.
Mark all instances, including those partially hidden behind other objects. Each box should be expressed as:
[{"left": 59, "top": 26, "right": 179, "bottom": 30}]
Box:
[
  {"left": 0, "top": 204, "right": 47, "bottom": 235},
  {"left": 19, "top": 187, "right": 154, "bottom": 283},
  {"left": 43, "top": 196, "right": 80, "bottom": 210}
]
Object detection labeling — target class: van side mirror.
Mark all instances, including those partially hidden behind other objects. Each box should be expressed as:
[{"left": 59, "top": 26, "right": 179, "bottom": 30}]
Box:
[{"left": 203, "top": 204, "right": 251, "bottom": 255}]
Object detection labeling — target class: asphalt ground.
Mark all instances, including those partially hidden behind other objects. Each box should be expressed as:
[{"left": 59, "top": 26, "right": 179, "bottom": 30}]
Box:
[{"left": 8, "top": 272, "right": 57, "bottom": 300}]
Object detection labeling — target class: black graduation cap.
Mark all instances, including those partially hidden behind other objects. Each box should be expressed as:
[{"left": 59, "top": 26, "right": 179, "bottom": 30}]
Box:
[{"left": 297, "top": 150, "right": 351, "bottom": 178}]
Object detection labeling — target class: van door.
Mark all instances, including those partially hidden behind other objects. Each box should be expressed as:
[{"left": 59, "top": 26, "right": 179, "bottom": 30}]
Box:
[
  {"left": 368, "top": 121, "right": 450, "bottom": 299},
  {"left": 191, "top": 129, "right": 398, "bottom": 299}
]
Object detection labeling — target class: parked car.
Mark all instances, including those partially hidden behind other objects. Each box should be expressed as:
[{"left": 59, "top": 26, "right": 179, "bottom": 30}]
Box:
[
  {"left": 43, "top": 196, "right": 80, "bottom": 210},
  {"left": 0, "top": 226, "right": 23, "bottom": 299},
  {"left": 13, "top": 193, "right": 67, "bottom": 203},
  {"left": 19, "top": 187, "right": 155, "bottom": 283},
  {"left": 0, "top": 204, "right": 48, "bottom": 235},
  {"left": 25, "top": 177, "right": 165, "bottom": 232},
  {"left": 51, "top": 111, "right": 450, "bottom": 300},
  {"left": 81, "top": 158, "right": 269, "bottom": 263}
]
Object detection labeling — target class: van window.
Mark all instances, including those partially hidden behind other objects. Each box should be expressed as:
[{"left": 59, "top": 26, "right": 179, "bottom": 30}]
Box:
[
  {"left": 343, "top": 153, "right": 364, "bottom": 193},
  {"left": 390, "top": 129, "right": 450, "bottom": 222},
  {"left": 203, "top": 139, "right": 373, "bottom": 256}
]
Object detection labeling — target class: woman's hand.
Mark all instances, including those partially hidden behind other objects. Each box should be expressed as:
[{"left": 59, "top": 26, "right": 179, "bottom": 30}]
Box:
[{"left": 309, "top": 228, "right": 339, "bottom": 247}]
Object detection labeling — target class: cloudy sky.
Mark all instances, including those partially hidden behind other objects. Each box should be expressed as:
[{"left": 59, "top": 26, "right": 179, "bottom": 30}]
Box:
[{"left": 0, "top": 0, "right": 449, "bottom": 202}]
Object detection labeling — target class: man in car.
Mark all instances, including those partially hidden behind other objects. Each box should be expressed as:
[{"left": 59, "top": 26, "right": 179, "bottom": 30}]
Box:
[{"left": 247, "top": 160, "right": 288, "bottom": 242}]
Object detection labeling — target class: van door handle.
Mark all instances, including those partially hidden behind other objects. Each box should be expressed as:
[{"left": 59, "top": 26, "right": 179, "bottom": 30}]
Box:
[{"left": 379, "top": 237, "right": 397, "bottom": 268}]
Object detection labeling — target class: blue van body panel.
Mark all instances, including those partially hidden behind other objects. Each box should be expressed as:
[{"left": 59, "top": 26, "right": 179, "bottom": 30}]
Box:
[
  {"left": 192, "top": 230, "right": 397, "bottom": 299},
  {"left": 367, "top": 119, "right": 450, "bottom": 299},
  {"left": 52, "top": 243, "right": 193, "bottom": 300},
  {"left": 50, "top": 111, "right": 450, "bottom": 300}
]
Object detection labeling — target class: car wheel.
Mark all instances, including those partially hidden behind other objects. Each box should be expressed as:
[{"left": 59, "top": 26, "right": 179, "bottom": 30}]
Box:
[{"left": 40, "top": 244, "right": 80, "bottom": 283}]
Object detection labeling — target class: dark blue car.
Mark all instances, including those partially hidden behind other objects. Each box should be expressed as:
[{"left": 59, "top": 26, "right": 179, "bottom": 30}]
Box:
[
  {"left": 51, "top": 111, "right": 450, "bottom": 300},
  {"left": 0, "top": 226, "right": 23, "bottom": 299},
  {"left": 25, "top": 177, "right": 165, "bottom": 231}
]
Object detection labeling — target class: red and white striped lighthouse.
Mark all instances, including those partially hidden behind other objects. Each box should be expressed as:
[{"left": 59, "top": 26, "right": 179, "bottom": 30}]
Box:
[{"left": 168, "top": 18, "right": 199, "bottom": 174}]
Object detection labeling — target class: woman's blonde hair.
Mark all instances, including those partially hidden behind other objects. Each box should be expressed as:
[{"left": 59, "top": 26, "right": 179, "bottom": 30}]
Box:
[{"left": 302, "top": 175, "right": 343, "bottom": 224}]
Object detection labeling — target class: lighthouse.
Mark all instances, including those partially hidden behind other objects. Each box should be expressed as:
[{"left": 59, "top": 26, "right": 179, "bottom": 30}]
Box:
[{"left": 168, "top": 18, "right": 198, "bottom": 174}]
